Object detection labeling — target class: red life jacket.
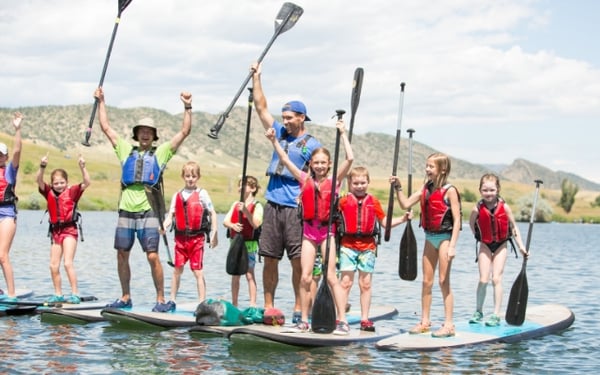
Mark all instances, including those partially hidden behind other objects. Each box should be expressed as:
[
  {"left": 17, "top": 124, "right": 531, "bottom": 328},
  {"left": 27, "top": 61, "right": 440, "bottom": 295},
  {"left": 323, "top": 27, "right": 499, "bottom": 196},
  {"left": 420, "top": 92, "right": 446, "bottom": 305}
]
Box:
[
  {"left": 0, "top": 166, "right": 17, "bottom": 206},
  {"left": 174, "top": 189, "right": 211, "bottom": 235},
  {"left": 46, "top": 187, "right": 78, "bottom": 225},
  {"left": 476, "top": 198, "right": 510, "bottom": 244},
  {"left": 338, "top": 193, "right": 377, "bottom": 237},
  {"left": 301, "top": 177, "right": 332, "bottom": 223},
  {"left": 420, "top": 183, "right": 459, "bottom": 232},
  {"left": 229, "top": 201, "right": 259, "bottom": 240}
]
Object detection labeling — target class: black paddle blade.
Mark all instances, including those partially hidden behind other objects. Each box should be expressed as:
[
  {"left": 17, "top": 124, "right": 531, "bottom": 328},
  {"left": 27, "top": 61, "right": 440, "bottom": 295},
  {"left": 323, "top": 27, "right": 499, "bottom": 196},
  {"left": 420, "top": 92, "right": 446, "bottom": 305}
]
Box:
[
  {"left": 505, "top": 265, "right": 528, "bottom": 325},
  {"left": 311, "top": 280, "right": 336, "bottom": 334},
  {"left": 399, "top": 221, "right": 418, "bottom": 281},
  {"left": 226, "top": 235, "right": 249, "bottom": 276},
  {"left": 275, "top": 3, "right": 303, "bottom": 34},
  {"left": 118, "top": 0, "right": 133, "bottom": 14}
]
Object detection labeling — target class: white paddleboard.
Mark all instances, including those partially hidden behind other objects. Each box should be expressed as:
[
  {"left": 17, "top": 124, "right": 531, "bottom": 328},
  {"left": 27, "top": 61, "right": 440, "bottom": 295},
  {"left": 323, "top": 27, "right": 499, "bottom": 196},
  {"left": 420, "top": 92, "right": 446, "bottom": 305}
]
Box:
[
  {"left": 375, "top": 304, "right": 574, "bottom": 351},
  {"left": 101, "top": 302, "right": 200, "bottom": 329}
]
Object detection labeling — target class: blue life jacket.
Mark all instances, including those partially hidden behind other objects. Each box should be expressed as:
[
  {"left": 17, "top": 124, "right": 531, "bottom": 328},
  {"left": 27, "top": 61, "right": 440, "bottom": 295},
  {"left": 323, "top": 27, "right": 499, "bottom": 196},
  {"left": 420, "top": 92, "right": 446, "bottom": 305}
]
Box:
[
  {"left": 265, "top": 132, "right": 317, "bottom": 180},
  {"left": 121, "top": 147, "right": 163, "bottom": 188}
]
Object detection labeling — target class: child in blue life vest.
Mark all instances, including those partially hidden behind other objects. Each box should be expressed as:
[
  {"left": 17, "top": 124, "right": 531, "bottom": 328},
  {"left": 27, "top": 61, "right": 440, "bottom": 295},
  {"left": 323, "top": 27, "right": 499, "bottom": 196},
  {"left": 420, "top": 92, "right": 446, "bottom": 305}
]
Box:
[
  {"left": 468, "top": 173, "right": 528, "bottom": 327},
  {"left": 338, "top": 166, "right": 412, "bottom": 332},
  {"left": 223, "top": 176, "right": 263, "bottom": 308},
  {"left": 37, "top": 154, "right": 91, "bottom": 304},
  {"left": 0, "top": 112, "right": 24, "bottom": 302},
  {"left": 391, "top": 152, "right": 462, "bottom": 338},
  {"left": 163, "top": 161, "right": 218, "bottom": 309},
  {"left": 265, "top": 119, "right": 353, "bottom": 335}
]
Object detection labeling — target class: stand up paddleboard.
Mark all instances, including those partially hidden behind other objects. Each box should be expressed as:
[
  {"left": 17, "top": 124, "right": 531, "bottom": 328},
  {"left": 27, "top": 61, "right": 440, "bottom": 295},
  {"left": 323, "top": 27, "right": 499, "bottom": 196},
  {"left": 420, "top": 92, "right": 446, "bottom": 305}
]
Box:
[
  {"left": 0, "top": 289, "right": 37, "bottom": 316},
  {"left": 101, "top": 302, "right": 200, "bottom": 329},
  {"left": 228, "top": 325, "right": 399, "bottom": 347},
  {"left": 39, "top": 297, "right": 108, "bottom": 324},
  {"left": 375, "top": 304, "right": 574, "bottom": 351}
]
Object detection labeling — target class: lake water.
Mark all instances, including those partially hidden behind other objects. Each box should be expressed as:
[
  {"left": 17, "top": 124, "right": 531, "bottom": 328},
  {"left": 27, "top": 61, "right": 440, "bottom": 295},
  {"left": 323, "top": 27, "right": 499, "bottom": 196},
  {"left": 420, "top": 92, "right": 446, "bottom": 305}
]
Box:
[{"left": 0, "top": 210, "right": 597, "bottom": 374}]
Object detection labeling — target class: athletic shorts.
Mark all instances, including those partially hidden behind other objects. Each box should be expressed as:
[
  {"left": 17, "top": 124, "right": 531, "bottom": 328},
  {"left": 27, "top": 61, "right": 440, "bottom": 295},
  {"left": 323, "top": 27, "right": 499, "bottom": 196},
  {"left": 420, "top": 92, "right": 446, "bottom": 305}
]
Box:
[
  {"left": 114, "top": 209, "right": 160, "bottom": 252},
  {"left": 50, "top": 225, "right": 78, "bottom": 245},
  {"left": 174, "top": 234, "right": 205, "bottom": 270},
  {"left": 258, "top": 202, "right": 302, "bottom": 260},
  {"left": 338, "top": 247, "right": 376, "bottom": 273}
]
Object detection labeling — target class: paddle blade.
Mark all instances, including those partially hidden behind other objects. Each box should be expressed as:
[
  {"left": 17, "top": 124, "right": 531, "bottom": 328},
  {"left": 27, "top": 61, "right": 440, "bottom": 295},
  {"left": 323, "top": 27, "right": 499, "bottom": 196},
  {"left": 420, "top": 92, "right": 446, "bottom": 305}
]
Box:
[
  {"left": 399, "top": 221, "right": 418, "bottom": 281},
  {"left": 311, "top": 280, "right": 336, "bottom": 334},
  {"left": 350, "top": 67, "right": 364, "bottom": 115},
  {"left": 226, "top": 235, "right": 249, "bottom": 276},
  {"left": 275, "top": 3, "right": 304, "bottom": 34},
  {"left": 505, "top": 264, "right": 529, "bottom": 326},
  {"left": 118, "top": 0, "right": 133, "bottom": 14}
]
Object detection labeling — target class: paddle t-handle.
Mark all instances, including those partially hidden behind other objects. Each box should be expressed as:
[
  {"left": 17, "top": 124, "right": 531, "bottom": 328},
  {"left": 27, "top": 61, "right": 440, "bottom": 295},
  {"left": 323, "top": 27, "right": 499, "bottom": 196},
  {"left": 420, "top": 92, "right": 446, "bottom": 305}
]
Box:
[{"left": 335, "top": 109, "right": 346, "bottom": 120}]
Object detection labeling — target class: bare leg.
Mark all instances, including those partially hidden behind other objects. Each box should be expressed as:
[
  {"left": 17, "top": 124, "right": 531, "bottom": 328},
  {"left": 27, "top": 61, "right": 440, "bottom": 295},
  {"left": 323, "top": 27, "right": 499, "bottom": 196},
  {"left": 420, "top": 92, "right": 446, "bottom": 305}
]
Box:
[
  {"left": 0, "top": 218, "right": 17, "bottom": 296},
  {"left": 116, "top": 249, "right": 131, "bottom": 302},
  {"left": 420, "top": 241, "right": 439, "bottom": 325},
  {"left": 62, "top": 236, "right": 79, "bottom": 296},
  {"left": 231, "top": 275, "right": 241, "bottom": 306},
  {"left": 246, "top": 268, "right": 257, "bottom": 307},
  {"left": 357, "top": 271, "right": 372, "bottom": 321},
  {"left": 192, "top": 269, "right": 206, "bottom": 302},
  {"left": 262, "top": 256, "right": 279, "bottom": 309},
  {"left": 49, "top": 242, "right": 64, "bottom": 296},
  {"left": 438, "top": 240, "right": 454, "bottom": 327},
  {"left": 170, "top": 266, "right": 184, "bottom": 302},
  {"left": 146, "top": 251, "right": 165, "bottom": 303}
]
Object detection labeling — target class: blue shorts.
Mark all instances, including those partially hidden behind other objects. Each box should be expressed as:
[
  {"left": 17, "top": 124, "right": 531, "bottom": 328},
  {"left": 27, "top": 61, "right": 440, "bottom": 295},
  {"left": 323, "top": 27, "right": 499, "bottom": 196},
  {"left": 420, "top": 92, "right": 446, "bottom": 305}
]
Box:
[
  {"left": 114, "top": 210, "right": 160, "bottom": 252},
  {"left": 338, "top": 247, "right": 376, "bottom": 273}
]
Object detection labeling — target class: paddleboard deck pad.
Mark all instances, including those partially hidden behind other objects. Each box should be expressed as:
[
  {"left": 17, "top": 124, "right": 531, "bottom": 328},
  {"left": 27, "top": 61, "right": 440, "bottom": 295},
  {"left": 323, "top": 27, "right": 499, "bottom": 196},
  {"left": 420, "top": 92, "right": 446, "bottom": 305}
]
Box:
[
  {"left": 375, "top": 304, "right": 574, "bottom": 351},
  {"left": 227, "top": 325, "right": 399, "bottom": 347}
]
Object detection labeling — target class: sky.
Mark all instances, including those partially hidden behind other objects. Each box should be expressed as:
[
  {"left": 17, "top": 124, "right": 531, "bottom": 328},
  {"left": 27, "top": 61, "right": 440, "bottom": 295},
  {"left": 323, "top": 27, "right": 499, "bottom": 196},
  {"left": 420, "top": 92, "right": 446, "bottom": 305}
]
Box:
[{"left": 1, "top": 0, "right": 599, "bottom": 183}]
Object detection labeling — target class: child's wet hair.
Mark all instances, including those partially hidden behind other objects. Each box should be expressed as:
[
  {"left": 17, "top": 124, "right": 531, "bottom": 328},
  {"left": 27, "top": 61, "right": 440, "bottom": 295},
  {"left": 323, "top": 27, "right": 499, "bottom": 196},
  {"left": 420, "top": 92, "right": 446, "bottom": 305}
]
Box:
[
  {"left": 181, "top": 161, "right": 201, "bottom": 177},
  {"left": 479, "top": 173, "right": 501, "bottom": 193}
]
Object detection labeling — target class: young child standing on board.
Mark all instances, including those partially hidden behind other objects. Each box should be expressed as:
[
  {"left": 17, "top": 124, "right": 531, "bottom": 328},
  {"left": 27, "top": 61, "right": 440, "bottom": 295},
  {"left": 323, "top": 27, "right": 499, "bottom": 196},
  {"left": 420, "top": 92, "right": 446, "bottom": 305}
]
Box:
[
  {"left": 265, "top": 119, "right": 353, "bottom": 335},
  {"left": 223, "top": 176, "right": 263, "bottom": 308},
  {"left": 0, "top": 112, "right": 24, "bottom": 302},
  {"left": 391, "top": 152, "right": 462, "bottom": 338},
  {"left": 163, "top": 161, "right": 218, "bottom": 309},
  {"left": 37, "top": 154, "right": 91, "bottom": 304},
  {"left": 338, "top": 166, "right": 412, "bottom": 331},
  {"left": 468, "top": 173, "right": 529, "bottom": 326}
]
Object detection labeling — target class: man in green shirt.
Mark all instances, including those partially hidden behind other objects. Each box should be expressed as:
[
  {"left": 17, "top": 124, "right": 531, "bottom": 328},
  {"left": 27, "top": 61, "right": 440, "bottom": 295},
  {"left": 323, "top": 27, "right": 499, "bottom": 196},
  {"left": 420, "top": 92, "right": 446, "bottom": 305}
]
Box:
[{"left": 94, "top": 87, "right": 192, "bottom": 312}]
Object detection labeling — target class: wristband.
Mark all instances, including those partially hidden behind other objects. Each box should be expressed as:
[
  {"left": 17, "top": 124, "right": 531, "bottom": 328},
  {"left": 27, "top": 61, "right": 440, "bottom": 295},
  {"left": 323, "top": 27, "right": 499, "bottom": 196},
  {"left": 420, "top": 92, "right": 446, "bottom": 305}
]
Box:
[
  {"left": 184, "top": 105, "right": 192, "bottom": 110},
  {"left": 40, "top": 164, "right": 46, "bottom": 168},
  {"left": 394, "top": 184, "right": 402, "bottom": 192}
]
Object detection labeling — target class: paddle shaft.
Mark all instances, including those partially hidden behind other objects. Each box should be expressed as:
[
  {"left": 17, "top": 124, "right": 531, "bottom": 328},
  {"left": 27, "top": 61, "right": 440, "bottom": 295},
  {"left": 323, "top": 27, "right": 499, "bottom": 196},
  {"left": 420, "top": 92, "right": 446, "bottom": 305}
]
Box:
[
  {"left": 399, "top": 128, "right": 417, "bottom": 280},
  {"left": 83, "top": 0, "right": 132, "bottom": 146},
  {"left": 385, "top": 82, "right": 406, "bottom": 241},
  {"left": 208, "top": 3, "right": 303, "bottom": 139}
]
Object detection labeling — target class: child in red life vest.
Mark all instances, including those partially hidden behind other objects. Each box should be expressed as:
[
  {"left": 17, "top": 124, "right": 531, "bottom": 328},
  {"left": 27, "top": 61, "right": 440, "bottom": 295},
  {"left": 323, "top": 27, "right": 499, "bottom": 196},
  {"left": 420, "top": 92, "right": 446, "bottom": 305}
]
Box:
[
  {"left": 265, "top": 119, "right": 354, "bottom": 335},
  {"left": 37, "top": 154, "right": 90, "bottom": 304},
  {"left": 391, "top": 152, "right": 461, "bottom": 338},
  {"left": 163, "top": 161, "right": 218, "bottom": 308},
  {"left": 468, "top": 173, "right": 528, "bottom": 327},
  {"left": 223, "top": 176, "right": 263, "bottom": 308},
  {"left": 338, "top": 166, "right": 412, "bottom": 332}
]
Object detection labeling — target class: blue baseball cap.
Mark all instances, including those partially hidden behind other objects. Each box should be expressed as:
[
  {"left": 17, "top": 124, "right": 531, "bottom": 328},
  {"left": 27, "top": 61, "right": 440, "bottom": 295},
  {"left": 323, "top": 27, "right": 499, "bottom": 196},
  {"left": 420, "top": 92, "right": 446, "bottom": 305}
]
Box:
[{"left": 282, "top": 101, "right": 311, "bottom": 121}]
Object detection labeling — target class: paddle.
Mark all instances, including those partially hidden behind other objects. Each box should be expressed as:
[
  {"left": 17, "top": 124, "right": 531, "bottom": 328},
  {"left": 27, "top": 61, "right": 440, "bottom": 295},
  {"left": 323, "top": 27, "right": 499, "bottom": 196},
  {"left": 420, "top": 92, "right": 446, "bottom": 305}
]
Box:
[
  {"left": 348, "top": 67, "right": 364, "bottom": 143},
  {"left": 226, "top": 88, "right": 253, "bottom": 276},
  {"left": 384, "top": 83, "right": 406, "bottom": 241},
  {"left": 311, "top": 109, "right": 345, "bottom": 334},
  {"left": 0, "top": 296, "right": 98, "bottom": 308},
  {"left": 144, "top": 184, "right": 175, "bottom": 267},
  {"left": 208, "top": 2, "right": 304, "bottom": 139},
  {"left": 82, "top": 0, "right": 133, "bottom": 146},
  {"left": 505, "top": 179, "right": 543, "bottom": 326},
  {"left": 399, "top": 128, "right": 417, "bottom": 280}
]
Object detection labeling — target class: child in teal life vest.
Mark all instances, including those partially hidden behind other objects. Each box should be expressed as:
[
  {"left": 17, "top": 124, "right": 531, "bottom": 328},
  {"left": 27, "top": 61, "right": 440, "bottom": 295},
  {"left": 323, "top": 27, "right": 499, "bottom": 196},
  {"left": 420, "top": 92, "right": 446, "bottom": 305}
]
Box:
[
  {"left": 37, "top": 154, "right": 91, "bottom": 304},
  {"left": 265, "top": 119, "right": 354, "bottom": 335},
  {"left": 223, "top": 176, "right": 263, "bottom": 308},
  {"left": 392, "top": 152, "right": 462, "bottom": 338},
  {"left": 163, "top": 161, "right": 218, "bottom": 309},
  {"left": 468, "top": 173, "right": 528, "bottom": 327},
  {"left": 338, "top": 166, "right": 411, "bottom": 332}
]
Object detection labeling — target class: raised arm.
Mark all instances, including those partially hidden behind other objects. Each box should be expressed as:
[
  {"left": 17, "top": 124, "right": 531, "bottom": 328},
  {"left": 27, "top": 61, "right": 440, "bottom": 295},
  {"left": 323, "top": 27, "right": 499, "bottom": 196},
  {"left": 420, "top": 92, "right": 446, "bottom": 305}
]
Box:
[
  {"left": 251, "top": 62, "right": 275, "bottom": 130},
  {"left": 36, "top": 154, "right": 48, "bottom": 191},
  {"left": 79, "top": 155, "right": 91, "bottom": 190},
  {"left": 336, "top": 120, "right": 354, "bottom": 182},
  {"left": 170, "top": 92, "right": 193, "bottom": 152},
  {"left": 11, "top": 112, "right": 23, "bottom": 168},
  {"left": 265, "top": 128, "right": 303, "bottom": 181},
  {"left": 94, "top": 87, "right": 119, "bottom": 147}
]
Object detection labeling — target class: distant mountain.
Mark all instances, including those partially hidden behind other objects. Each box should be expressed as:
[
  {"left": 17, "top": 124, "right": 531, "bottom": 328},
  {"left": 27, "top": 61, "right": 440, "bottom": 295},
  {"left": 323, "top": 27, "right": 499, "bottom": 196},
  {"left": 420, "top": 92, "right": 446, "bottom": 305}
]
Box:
[{"left": 2, "top": 105, "right": 599, "bottom": 192}]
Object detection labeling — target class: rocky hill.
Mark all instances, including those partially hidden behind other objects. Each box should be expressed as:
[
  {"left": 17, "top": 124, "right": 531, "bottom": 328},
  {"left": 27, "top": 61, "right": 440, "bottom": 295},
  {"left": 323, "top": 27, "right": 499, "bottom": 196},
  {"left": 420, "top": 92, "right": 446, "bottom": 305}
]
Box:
[{"left": 1, "top": 105, "right": 599, "bottom": 192}]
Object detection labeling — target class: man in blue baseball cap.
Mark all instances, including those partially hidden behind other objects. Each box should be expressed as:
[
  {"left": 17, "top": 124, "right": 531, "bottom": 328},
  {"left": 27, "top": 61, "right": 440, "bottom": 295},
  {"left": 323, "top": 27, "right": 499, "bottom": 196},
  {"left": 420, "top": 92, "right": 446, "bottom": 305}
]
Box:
[{"left": 250, "top": 62, "right": 321, "bottom": 323}]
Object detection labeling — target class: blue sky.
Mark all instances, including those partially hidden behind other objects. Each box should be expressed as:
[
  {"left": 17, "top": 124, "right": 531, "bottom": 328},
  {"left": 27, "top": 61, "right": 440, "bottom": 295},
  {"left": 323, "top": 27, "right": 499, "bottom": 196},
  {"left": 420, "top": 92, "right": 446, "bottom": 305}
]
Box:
[{"left": 1, "top": 0, "right": 599, "bottom": 184}]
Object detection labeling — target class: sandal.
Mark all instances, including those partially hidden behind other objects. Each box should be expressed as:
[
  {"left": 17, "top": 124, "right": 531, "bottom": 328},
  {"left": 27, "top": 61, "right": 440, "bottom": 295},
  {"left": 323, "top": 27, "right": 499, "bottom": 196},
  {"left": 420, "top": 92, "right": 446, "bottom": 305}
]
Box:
[
  {"left": 431, "top": 324, "right": 455, "bottom": 338},
  {"left": 408, "top": 321, "right": 431, "bottom": 334}
]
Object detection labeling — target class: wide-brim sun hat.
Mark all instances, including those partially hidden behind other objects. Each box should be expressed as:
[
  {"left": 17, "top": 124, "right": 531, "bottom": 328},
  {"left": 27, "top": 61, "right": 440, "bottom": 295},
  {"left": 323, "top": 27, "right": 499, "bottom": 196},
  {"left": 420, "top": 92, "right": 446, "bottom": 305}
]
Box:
[{"left": 132, "top": 117, "right": 159, "bottom": 141}]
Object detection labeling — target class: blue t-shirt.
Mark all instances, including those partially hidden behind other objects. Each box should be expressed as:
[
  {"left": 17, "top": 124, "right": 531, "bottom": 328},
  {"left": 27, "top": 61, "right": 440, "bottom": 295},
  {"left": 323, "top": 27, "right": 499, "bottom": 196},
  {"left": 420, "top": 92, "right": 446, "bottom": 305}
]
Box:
[{"left": 264, "top": 121, "right": 321, "bottom": 207}]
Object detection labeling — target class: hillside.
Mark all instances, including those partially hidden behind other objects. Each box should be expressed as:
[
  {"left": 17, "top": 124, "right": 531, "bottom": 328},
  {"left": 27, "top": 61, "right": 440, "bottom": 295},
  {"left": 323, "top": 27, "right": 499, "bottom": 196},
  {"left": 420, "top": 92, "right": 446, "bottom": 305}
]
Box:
[{"left": 1, "top": 105, "right": 599, "bottom": 220}]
